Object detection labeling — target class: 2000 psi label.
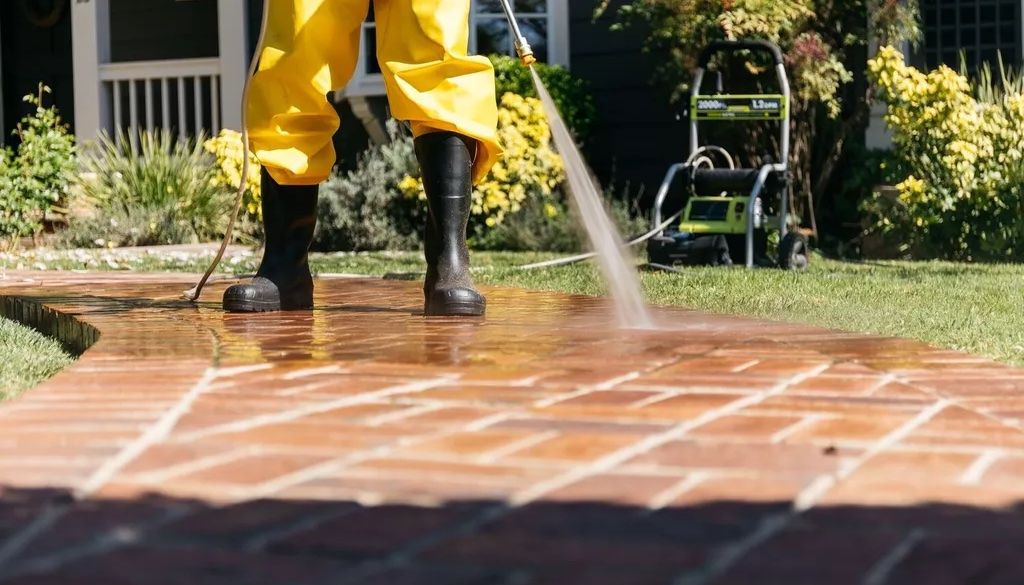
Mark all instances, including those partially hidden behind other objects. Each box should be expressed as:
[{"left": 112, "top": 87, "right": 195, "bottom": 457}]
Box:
[{"left": 692, "top": 95, "right": 787, "bottom": 120}]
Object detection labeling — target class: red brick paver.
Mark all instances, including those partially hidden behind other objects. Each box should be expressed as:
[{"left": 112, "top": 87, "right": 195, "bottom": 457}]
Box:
[{"left": 2, "top": 271, "right": 1024, "bottom": 584}]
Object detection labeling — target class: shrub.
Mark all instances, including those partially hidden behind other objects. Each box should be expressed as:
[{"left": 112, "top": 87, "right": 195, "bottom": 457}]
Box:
[
  {"left": 399, "top": 92, "right": 565, "bottom": 240},
  {"left": 313, "top": 120, "right": 424, "bottom": 252},
  {"left": 58, "top": 200, "right": 201, "bottom": 249},
  {"left": 203, "top": 129, "right": 263, "bottom": 239},
  {"left": 829, "top": 145, "right": 906, "bottom": 257},
  {"left": 866, "top": 46, "right": 1024, "bottom": 260},
  {"left": 489, "top": 55, "right": 597, "bottom": 142},
  {"left": 316, "top": 93, "right": 642, "bottom": 254},
  {"left": 0, "top": 85, "right": 76, "bottom": 249},
  {"left": 599, "top": 0, "right": 921, "bottom": 235},
  {"left": 63, "top": 130, "right": 230, "bottom": 248},
  {"left": 474, "top": 184, "right": 648, "bottom": 253}
]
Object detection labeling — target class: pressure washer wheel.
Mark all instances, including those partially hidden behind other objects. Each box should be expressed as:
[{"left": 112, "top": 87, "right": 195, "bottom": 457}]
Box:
[{"left": 778, "top": 231, "right": 809, "bottom": 271}]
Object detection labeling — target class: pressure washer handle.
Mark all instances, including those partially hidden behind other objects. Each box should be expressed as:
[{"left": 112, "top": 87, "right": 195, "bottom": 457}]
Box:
[
  {"left": 497, "top": 0, "right": 536, "bottom": 65},
  {"left": 698, "top": 40, "right": 785, "bottom": 67}
]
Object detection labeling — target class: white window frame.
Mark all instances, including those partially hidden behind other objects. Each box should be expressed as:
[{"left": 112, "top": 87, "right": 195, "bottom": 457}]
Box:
[{"left": 345, "top": 0, "right": 568, "bottom": 97}]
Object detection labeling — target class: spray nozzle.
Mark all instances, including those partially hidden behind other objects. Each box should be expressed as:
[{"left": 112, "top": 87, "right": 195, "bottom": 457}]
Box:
[
  {"left": 514, "top": 38, "right": 536, "bottom": 66},
  {"left": 499, "top": 0, "right": 536, "bottom": 66}
]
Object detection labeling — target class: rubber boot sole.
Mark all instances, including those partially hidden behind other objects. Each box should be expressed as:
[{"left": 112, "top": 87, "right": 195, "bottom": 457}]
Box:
[
  {"left": 424, "top": 291, "right": 485, "bottom": 317},
  {"left": 223, "top": 284, "right": 313, "bottom": 313},
  {"left": 223, "top": 295, "right": 282, "bottom": 313}
]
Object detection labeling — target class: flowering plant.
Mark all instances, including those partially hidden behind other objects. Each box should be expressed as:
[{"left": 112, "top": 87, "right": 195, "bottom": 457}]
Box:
[
  {"left": 203, "top": 129, "right": 262, "bottom": 220},
  {"left": 399, "top": 92, "right": 564, "bottom": 235},
  {"left": 867, "top": 46, "right": 1024, "bottom": 259}
]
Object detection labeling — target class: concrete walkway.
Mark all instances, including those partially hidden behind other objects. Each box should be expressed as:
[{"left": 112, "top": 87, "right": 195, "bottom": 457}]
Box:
[{"left": 1, "top": 271, "right": 1023, "bottom": 584}]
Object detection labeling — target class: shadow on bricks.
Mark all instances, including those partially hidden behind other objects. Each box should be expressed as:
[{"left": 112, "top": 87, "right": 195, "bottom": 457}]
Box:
[{"left": 0, "top": 487, "right": 1024, "bottom": 584}]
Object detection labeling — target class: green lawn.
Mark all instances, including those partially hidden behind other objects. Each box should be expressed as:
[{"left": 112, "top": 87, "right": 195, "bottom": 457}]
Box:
[
  {"left": 4, "top": 248, "right": 1024, "bottom": 365},
  {"left": 0, "top": 317, "right": 75, "bottom": 400},
  {"left": 305, "top": 251, "right": 1024, "bottom": 365}
]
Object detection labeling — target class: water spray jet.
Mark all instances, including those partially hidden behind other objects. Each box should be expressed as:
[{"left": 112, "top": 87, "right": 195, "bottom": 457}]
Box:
[{"left": 497, "top": 0, "right": 653, "bottom": 329}]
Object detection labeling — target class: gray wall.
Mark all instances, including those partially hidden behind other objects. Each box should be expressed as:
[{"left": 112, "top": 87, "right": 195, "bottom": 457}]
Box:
[
  {"left": 570, "top": 0, "right": 687, "bottom": 205},
  {"left": 1, "top": 1, "right": 75, "bottom": 141},
  {"left": 110, "top": 0, "right": 219, "bottom": 62}
]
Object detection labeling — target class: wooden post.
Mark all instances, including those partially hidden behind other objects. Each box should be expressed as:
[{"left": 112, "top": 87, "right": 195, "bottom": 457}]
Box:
[
  {"left": 71, "top": 0, "right": 111, "bottom": 144},
  {"left": 217, "top": 0, "right": 248, "bottom": 132}
]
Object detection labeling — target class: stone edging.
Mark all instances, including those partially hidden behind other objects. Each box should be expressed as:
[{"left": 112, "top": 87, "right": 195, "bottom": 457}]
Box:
[{"left": 0, "top": 295, "right": 99, "bottom": 355}]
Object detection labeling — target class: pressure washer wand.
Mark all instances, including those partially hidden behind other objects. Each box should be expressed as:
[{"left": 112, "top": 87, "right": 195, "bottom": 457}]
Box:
[{"left": 497, "top": 0, "right": 536, "bottom": 66}]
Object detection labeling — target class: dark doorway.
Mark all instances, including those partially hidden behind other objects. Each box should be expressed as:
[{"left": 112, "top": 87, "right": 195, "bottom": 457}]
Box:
[{"left": 1, "top": 0, "right": 75, "bottom": 145}]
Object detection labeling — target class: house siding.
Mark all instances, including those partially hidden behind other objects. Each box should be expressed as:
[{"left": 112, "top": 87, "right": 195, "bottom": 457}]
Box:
[
  {"left": 1, "top": 1, "right": 75, "bottom": 142},
  {"left": 109, "top": 0, "right": 219, "bottom": 62},
  {"left": 569, "top": 0, "right": 687, "bottom": 205}
]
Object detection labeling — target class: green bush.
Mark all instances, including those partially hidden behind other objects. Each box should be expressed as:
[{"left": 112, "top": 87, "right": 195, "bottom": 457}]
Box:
[
  {"left": 314, "top": 120, "right": 424, "bottom": 251},
  {"left": 63, "top": 130, "right": 230, "bottom": 248},
  {"left": 867, "top": 47, "right": 1024, "bottom": 260},
  {"left": 473, "top": 195, "right": 580, "bottom": 252},
  {"left": 0, "top": 85, "right": 76, "bottom": 249},
  {"left": 58, "top": 201, "right": 200, "bottom": 249},
  {"left": 399, "top": 92, "right": 565, "bottom": 240},
  {"left": 474, "top": 186, "right": 647, "bottom": 253},
  {"left": 489, "top": 55, "right": 597, "bottom": 142},
  {"left": 825, "top": 145, "right": 906, "bottom": 257},
  {"left": 315, "top": 120, "right": 645, "bottom": 253}
]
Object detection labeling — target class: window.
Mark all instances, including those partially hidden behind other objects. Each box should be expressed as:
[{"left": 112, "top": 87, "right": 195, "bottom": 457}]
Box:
[
  {"left": 919, "top": 0, "right": 1021, "bottom": 70},
  {"left": 473, "top": 0, "right": 551, "bottom": 64},
  {"left": 349, "top": 0, "right": 567, "bottom": 95}
]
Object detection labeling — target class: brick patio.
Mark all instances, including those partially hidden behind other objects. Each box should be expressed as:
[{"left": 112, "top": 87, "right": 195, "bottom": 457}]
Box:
[{"left": 1, "top": 271, "right": 1024, "bottom": 584}]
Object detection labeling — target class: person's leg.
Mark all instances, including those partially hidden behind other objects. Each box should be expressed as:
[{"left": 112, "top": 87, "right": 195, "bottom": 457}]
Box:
[
  {"left": 415, "top": 132, "right": 482, "bottom": 315},
  {"left": 224, "top": 0, "right": 368, "bottom": 312},
  {"left": 223, "top": 171, "right": 318, "bottom": 312},
  {"left": 374, "top": 0, "right": 502, "bottom": 316}
]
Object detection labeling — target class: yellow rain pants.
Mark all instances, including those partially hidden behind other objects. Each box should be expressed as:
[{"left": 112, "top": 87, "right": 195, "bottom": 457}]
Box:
[{"left": 247, "top": 0, "right": 502, "bottom": 186}]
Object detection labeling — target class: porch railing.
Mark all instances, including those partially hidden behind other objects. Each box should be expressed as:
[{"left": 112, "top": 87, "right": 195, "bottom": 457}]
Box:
[{"left": 99, "top": 58, "right": 222, "bottom": 139}]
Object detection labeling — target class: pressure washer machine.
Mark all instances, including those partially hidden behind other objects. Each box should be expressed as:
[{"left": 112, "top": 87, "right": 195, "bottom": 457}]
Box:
[{"left": 647, "top": 40, "right": 809, "bottom": 270}]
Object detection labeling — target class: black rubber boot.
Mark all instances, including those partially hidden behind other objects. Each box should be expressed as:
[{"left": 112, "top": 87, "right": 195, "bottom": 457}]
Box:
[
  {"left": 415, "top": 132, "right": 485, "bottom": 317},
  {"left": 223, "top": 169, "right": 318, "bottom": 312}
]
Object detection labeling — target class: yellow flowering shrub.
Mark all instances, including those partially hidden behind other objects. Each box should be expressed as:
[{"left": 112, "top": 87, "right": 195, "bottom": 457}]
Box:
[
  {"left": 867, "top": 46, "right": 1024, "bottom": 260},
  {"left": 399, "top": 92, "right": 565, "bottom": 233},
  {"left": 203, "top": 129, "right": 262, "bottom": 220}
]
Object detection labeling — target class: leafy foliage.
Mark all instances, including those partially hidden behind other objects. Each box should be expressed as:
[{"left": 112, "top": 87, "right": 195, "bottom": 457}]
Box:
[
  {"left": 314, "top": 120, "right": 424, "bottom": 252},
  {"left": 489, "top": 55, "right": 598, "bottom": 142},
  {"left": 64, "top": 130, "right": 231, "bottom": 247},
  {"left": 0, "top": 85, "right": 76, "bottom": 249},
  {"left": 865, "top": 47, "right": 1024, "bottom": 260},
  {"left": 597, "top": 0, "right": 921, "bottom": 237},
  {"left": 317, "top": 92, "right": 638, "bottom": 253},
  {"left": 474, "top": 184, "right": 647, "bottom": 253},
  {"left": 204, "top": 129, "right": 263, "bottom": 239},
  {"left": 399, "top": 93, "right": 565, "bottom": 240}
]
